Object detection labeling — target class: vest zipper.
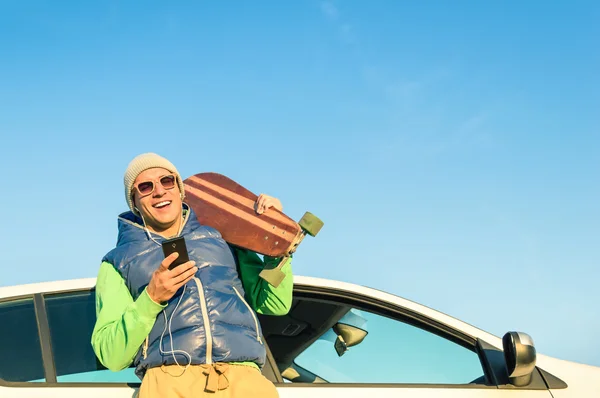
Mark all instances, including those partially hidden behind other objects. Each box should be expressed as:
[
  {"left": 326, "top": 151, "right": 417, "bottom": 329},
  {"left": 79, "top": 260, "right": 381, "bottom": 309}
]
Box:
[
  {"left": 143, "top": 336, "right": 149, "bottom": 359},
  {"left": 232, "top": 286, "right": 263, "bottom": 344},
  {"left": 193, "top": 277, "right": 213, "bottom": 364}
]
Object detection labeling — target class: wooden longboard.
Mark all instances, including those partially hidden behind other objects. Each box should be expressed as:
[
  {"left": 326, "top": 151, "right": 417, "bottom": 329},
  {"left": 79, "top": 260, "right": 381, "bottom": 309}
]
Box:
[
  {"left": 183, "top": 172, "right": 319, "bottom": 259},
  {"left": 183, "top": 172, "right": 324, "bottom": 287}
]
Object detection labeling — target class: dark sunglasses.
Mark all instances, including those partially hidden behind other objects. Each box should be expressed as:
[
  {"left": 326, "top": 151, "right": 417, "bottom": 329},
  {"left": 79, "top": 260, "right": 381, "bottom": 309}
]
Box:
[{"left": 135, "top": 175, "right": 177, "bottom": 197}]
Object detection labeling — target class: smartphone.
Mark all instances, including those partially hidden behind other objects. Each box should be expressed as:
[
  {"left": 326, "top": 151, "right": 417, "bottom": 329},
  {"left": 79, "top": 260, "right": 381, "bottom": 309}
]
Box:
[{"left": 162, "top": 236, "right": 190, "bottom": 270}]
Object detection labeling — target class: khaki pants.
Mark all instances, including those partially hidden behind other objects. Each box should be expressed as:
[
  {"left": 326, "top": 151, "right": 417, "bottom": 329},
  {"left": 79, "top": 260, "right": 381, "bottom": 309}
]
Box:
[{"left": 138, "top": 363, "right": 279, "bottom": 398}]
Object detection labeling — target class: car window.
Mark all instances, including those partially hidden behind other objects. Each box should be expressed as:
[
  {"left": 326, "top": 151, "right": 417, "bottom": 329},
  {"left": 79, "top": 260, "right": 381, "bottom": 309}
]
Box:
[
  {"left": 292, "top": 307, "right": 485, "bottom": 384},
  {"left": 44, "top": 290, "right": 138, "bottom": 383},
  {"left": 0, "top": 298, "right": 45, "bottom": 382}
]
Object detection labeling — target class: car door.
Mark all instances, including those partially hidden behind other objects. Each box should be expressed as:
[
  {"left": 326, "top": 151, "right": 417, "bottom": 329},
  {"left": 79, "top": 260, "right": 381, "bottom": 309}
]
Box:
[
  {"left": 0, "top": 287, "right": 293, "bottom": 397},
  {"left": 0, "top": 282, "right": 556, "bottom": 398},
  {"left": 264, "top": 284, "right": 553, "bottom": 398}
]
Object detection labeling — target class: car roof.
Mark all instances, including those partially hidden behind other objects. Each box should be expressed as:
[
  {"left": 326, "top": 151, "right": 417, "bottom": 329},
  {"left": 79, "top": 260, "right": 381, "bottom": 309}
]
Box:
[{"left": 0, "top": 275, "right": 502, "bottom": 347}]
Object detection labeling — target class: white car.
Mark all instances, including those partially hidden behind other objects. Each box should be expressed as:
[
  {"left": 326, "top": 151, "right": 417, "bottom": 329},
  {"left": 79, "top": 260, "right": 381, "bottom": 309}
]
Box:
[{"left": 0, "top": 276, "right": 598, "bottom": 397}]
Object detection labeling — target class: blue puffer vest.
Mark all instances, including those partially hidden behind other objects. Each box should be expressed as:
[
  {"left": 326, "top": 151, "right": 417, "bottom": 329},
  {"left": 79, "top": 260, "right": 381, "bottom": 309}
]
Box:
[{"left": 102, "top": 204, "right": 266, "bottom": 380}]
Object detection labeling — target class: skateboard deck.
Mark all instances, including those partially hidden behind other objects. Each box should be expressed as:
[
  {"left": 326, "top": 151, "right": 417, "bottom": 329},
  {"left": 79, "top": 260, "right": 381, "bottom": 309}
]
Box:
[{"left": 183, "top": 172, "right": 323, "bottom": 286}]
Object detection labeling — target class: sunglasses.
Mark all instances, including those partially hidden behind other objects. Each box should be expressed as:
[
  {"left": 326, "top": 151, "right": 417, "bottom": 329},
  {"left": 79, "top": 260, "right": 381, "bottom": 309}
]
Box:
[{"left": 135, "top": 174, "right": 177, "bottom": 197}]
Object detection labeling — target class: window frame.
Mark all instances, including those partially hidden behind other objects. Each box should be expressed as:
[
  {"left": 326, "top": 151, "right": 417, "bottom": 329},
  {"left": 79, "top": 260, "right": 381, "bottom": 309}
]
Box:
[
  {"left": 0, "top": 293, "right": 50, "bottom": 387},
  {"left": 0, "top": 293, "right": 51, "bottom": 386},
  {"left": 273, "top": 284, "right": 552, "bottom": 391}
]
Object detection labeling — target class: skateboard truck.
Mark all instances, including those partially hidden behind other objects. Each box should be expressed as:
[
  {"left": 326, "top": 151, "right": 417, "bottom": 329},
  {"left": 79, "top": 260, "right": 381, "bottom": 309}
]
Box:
[
  {"left": 259, "top": 211, "right": 324, "bottom": 287},
  {"left": 258, "top": 255, "right": 292, "bottom": 288}
]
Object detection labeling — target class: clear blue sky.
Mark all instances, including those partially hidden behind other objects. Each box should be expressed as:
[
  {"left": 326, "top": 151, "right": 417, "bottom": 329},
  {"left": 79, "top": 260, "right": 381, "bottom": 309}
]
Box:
[{"left": 0, "top": 1, "right": 598, "bottom": 368}]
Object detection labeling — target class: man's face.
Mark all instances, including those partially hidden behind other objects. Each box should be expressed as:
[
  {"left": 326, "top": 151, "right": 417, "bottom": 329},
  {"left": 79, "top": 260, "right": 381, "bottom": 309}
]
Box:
[{"left": 132, "top": 167, "right": 183, "bottom": 234}]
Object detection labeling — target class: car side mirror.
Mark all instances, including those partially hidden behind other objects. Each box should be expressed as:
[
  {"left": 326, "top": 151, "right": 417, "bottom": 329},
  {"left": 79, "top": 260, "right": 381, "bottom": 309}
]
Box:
[
  {"left": 502, "top": 331, "right": 537, "bottom": 387},
  {"left": 333, "top": 322, "right": 368, "bottom": 357}
]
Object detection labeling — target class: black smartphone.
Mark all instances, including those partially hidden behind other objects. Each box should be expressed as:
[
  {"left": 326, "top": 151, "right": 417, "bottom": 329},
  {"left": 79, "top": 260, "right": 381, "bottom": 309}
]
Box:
[{"left": 162, "top": 236, "right": 190, "bottom": 270}]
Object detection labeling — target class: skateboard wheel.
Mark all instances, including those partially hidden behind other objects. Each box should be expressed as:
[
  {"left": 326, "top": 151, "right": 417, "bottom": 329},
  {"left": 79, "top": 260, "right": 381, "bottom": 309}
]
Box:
[{"left": 298, "top": 212, "right": 324, "bottom": 237}]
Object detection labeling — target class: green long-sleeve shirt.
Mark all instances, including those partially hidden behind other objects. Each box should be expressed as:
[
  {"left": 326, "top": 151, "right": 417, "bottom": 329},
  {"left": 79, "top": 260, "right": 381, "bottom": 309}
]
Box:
[{"left": 91, "top": 248, "right": 293, "bottom": 372}]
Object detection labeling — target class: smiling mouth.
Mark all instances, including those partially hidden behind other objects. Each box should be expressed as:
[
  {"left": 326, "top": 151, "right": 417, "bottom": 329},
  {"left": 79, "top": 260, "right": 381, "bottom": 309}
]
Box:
[{"left": 153, "top": 201, "right": 172, "bottom": 209}]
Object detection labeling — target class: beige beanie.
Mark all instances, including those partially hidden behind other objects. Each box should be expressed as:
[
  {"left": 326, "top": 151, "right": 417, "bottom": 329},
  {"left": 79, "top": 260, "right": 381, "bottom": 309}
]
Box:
[{"left": 124, "top": 152, "right": 186, "bottom": 215}]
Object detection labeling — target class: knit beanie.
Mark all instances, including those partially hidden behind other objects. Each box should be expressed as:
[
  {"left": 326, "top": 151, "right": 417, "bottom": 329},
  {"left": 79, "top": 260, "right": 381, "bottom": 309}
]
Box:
[{"left": 123, "top": 152, "right": 186, "bottom": 215}]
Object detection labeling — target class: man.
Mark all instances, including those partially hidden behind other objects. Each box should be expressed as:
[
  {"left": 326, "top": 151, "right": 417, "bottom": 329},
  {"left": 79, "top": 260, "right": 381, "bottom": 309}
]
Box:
[{"left": 91, "top": 153, "right": 293, "bottom": 397}]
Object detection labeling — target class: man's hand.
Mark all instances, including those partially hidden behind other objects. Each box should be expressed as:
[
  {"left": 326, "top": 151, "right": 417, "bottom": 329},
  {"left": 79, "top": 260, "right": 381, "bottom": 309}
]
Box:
[
  {"left": 255, "top": 194, "right": 283, "bottom": 214},
  {"left": 146, "top": 252, "right": 197, "bottom": 304}
]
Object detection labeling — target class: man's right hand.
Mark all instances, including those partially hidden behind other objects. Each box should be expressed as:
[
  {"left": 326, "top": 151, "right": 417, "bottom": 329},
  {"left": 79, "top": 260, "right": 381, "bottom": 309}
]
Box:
[{"left": 147, "top": 253, "right": 198, "bottom": 304}]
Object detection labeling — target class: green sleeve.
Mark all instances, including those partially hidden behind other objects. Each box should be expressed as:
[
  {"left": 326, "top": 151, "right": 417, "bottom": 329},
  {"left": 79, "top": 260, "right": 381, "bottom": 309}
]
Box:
[
  {"left": 91, "top": 261, "right": 166, "bottom": 371},
  {"left": 234, "top": 248, "right": 294, "bottom": 316}
]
